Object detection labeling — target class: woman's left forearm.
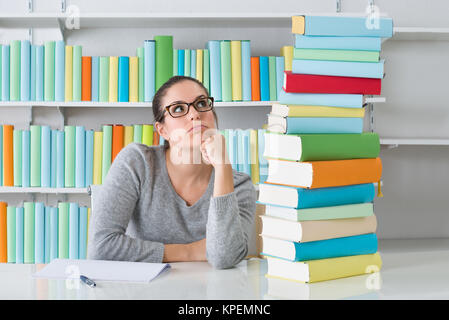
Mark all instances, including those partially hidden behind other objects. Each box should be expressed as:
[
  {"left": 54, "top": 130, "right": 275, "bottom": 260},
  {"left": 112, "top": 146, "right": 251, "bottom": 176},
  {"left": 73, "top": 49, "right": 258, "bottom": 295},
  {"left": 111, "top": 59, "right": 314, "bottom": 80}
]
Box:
[{"left": 213, "top": 163, "right": 234, "bottom": 197}]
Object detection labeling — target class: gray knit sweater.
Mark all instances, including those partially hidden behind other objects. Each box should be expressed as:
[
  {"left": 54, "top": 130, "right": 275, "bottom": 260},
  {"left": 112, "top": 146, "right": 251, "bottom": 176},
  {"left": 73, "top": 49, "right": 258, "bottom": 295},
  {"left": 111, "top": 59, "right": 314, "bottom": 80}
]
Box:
[{"left": 87, "top": 143, "right": 257, "bottom": 269}]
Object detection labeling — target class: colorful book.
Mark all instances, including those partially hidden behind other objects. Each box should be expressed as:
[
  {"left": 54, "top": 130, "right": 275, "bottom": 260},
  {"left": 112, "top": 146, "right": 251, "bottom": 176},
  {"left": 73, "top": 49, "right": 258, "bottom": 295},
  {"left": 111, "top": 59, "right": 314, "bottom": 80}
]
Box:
[
  {"left": 267, "top": 114, "right": 363, "bottom": 134},
  {"left": 85, "top": 130, "right": 94, "bottom": 187},
  {"left": 208, "top": 41, "right": 222, "bottom": 101},
  {"left": 257, "top": 129, "right": 268, "bottom": 183},
  {"left": 250, "top": 57, "right": 260, "bottom": 101},
  {"left": 79, "top": 206, "right": 88, "bottom": 259},
  {"left": 291, "top": 59, "right": 385, "bottom": 79},
  {"left": 118, "top": 56, "right": 129, "bottom": 102},
  {"left": 29, "top": 125, "right": 41, "bottom": 187},
  {"left": 280, "top": 46, "right": 293, "bottom": 72},
  {"left": 291, "top": 15, "right": 393, "bottom": 37},
  {"left": 249, "top": 129, "right": 260, "bottom": 185},
  {"left": 13, "top": 129, "right": 22, "bottom": 186},
  {"left": 72, "top": 45, "right": 82, "bottom": 101},
  {"left": 257, "top": 183, "right": 375, "bottom": 209},
  {"left": 44, "top": 206, "right": 50, "bottom": 263},
  {"left": 64, "top": 45, "right": 73, "bottom": 101},
  {"left": 93, "top": 131, "right": 103, "bottom": 185},
  {"left": 268, "top": 56, "right": 277, "bottom": 101},
  {"left": 109, "top": 56, "right": 118, "bottom": 102},
  {"left": 112, "top": 124, "right": 124, "bottom": 162},
  {"left": 0, "top": 125, "right": 2, "bottom": 185},
  {"left": 133, "top": 124, "right": 143, "bottom": 144},
  {"left": 91, "top": 56, "right": 99, "bottom": 101},
  {"left": 58, "top": 202, "right": 69, "bottom": 259},
  {"left": 230, "top": 40, "right": 242, "bottom": 101},
  {"left": 5, "top": 205, "right": 15, "bottom": 263},
  {"left": 41, "top": 125, "right": 51, "bottom": 187},
  {"left": 154, "top": 36, "right": 173, "bottom": 91},
  {"left": 99, "top": 56, "right": 109, "bottom": 102},
  {"left": 15, "top": 207, "right": 24, "bottom": 263},
  {"left": 275, "top": 57, "right": 284, "bottom": 100},
  {"left": 69, "top": 202, "right": 79, "bottom": 259},
  {"left": 294, "top": 48, "right": 380, "bottom": 63},
  {"left": 36, "top": 45, "right": 44, "bottom": 101},
  {"left": 261, "top": 233, "right": 378, "bottom": 261},
  {"left": 64, "top": 126, "right": 75, "bottom": 187},
  {"left": 55, "top": 41, "right": 65, "bottom": 101},
  {"left": 34, "top": 202, "right": 45, "bottom": 264},
  {"left": 271, "top": 104, "right": 365, "bottom": 118},
  {"left": 263, "top": 132, "right": 380, "bottom": 161},
  {"left": 21, "top": 130, "right": 30, "bottom": 187},
  {"left": 173, "top": 49, "right": 178, "bottom": 76},
  {"left": 220, "top": 40, "right": 232, "bottom": 102},
  {"left": 50, "top": 130, "right": 57, "bottom": 187},
  {"left": 266, "top": 252, "right": 382, "bottom": 283},
  {"left": 124, "top": 126, "right": 133, "bottom": 147},
  {"left": 190, "top": 49, "right": 196, "bottom": 79},
  {"left": 278, "top": 89, "right": 363, "bottom": 108},
  {"left": 196, "top": 49, "right": 203, "bottom": 83},
  {"left": 241, "top": 40, "right": 251, "bottom": 101},
  {"left": 101, "top": 125, "right": 112, "bottom": 182},
  {"left": 142, "top": 125, "right": 154, "bottom": 147},
  {"left": 81, "top": 56, "right": 92, "bottom": 101},
  {"left": 9, "top": 40, "right": 20, "bottom": 101},
  {"left": 260, "top": 214, "right": 377, "bottom": 242},
  {"left": 283, "top": 71, "right": 381, "bottom": 95},
  {"left": 1, "top": 45, "right": 9, "bottom": 101},
  {"left": 178, "top": 49, "right": 185, "bottom": 76},
  {"left": 21, "top": 40, "right": 31, "bottom": 101},
  {"left": 265, "top": 157, "right": 382, "bottom": 189},
  {"left": 136, "top": 47, "right": 144, "bottom": 102},
  {"left": 75, "top": 126, "right": 86, "bottom": 188},
  {"left": 144, "top": 40, "right": 155, "bottom": 102},
  {"left": 24, "top": 202, "right": 34, "bottom": 263},
  {"left": 129, "top": 56, "right": 138, "bottom": 102},
  {"left": 295, "top": 34, "right": 382, "bottom": 51},
  {"left": 259, "top": 56, "right": 269, "bottom": 101},
  {"left": 49, "top": 207, "right": 58, "bottom": 261},
  {"left": 44, "top": 41, "right": 55, "bottom": 101},
  {"left": 56, "top": 130, "right": 65, "bottom": 188},
  {"left": 0, "top": 202, "right": 7, "bottom": 262},
  {"left": 203, "top": 49, "right": 210, "bottom": 94},
  {"left": 184, "top": 49, "right": 191, "bottom": 81}
]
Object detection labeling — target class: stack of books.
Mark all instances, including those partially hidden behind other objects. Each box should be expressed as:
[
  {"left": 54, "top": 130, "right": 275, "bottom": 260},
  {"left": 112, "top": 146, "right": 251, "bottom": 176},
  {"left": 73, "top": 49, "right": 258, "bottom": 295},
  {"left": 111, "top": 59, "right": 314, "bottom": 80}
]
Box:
[
  {"left": 258, "top": 14, "right": 393, "bottom": 283},
  {"left": 0, "top": 201, "right": 91, "bottom": 264}
]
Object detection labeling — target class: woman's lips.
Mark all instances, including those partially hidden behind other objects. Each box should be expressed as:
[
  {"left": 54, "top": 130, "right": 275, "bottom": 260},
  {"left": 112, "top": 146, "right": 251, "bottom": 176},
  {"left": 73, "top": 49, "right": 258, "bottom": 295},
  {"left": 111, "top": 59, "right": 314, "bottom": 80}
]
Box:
[{"left": 188, "top": 125, "right": 207, "bottom": 133}]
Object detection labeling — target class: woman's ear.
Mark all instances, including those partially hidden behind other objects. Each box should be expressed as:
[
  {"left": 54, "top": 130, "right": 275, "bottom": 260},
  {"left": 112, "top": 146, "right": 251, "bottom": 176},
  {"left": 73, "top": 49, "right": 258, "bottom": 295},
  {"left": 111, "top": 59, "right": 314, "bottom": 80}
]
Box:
[{"left": 155, "top": 121, "right": 169, "bottom": 141}]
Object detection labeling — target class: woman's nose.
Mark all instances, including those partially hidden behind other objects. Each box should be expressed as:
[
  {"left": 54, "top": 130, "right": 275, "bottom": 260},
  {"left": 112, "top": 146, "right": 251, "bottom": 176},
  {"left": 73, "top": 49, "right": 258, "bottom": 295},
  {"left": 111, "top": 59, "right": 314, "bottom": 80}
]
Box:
[{"left": 188, "top": 104, "right": 201, "bottom": 120}]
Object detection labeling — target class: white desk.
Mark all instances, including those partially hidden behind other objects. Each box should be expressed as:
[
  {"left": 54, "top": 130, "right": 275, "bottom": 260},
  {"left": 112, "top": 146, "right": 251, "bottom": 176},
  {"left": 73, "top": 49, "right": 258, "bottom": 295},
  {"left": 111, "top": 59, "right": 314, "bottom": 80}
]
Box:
[{"left": 1, "top": 239, "right": 449, "bottom": 300}]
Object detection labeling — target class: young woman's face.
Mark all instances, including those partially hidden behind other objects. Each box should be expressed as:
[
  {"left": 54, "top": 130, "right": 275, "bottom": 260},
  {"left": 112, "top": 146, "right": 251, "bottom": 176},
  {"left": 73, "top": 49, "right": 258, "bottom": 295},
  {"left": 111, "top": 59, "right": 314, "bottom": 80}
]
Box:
[{"left": 156, "top": 80, "right": 217, "bottom": 150}]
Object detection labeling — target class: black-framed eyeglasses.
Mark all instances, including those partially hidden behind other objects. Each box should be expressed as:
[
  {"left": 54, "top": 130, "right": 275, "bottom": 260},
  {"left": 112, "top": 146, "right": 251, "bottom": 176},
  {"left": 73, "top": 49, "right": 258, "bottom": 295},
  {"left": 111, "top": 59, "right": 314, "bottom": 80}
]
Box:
[{"left": 164, "top": 96, "right": 214, "bottom": 118}]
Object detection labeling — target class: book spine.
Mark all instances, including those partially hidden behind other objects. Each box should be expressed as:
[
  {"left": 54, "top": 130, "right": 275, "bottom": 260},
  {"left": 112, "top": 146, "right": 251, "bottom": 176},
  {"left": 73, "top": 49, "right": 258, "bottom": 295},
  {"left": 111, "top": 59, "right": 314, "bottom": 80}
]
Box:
[
  {"left": 15, "top": 207, "right": 24, "bottom": 263},
  {"left": 75, "top": 126, "right": 86, "bottom": 188},
  {"left": 99, "top": 56, "right": 109, "bottom": 102},
  {"left": 295, "top": 34, "right": 382, "bottom": 51},
  {"left": 81, "top": 56, "right": 92, "bottom": 101},
  {"left": 64, "top": 125, "right": 76, "bottom": 187},
  {"left": 31, "top": 125, "right": 42, "bottom": 186},
  {"left": 6, "top": 206, "right": 15, "bottom": 263},
  {"left": 243, "top": 130, "right": 251, "bottom": 177},
  {"left": 21, "top": 130, "right": 30, "bottom": 187},
  {"left": 79, "top": 206, "right": 88, "bottom": 259},
  {"left": 55, "top": 41, "right": 65, "bottom": 102},
  {"left": 91, "top": 56, "right": 99, "bottom": 101},
  {"left": 34, "top": 202, "right": 45, "bottom": 264},
  {"left": 21, "top": 40, "right": 31, "bottom": 101},
  {"left": 56, "top": 130, "right": 65, "bottom": 188},
  {"left": 118, "top": 56, "right": 129, "bottom": 102},
  {"left": 196, "top": 49, "right": 203, "bottom": 83},
  {"left": 249, "top": 129, "right": 260, "bottom": 184},
  {"left": 9, "top": 40, "right": 20, "bottom": 101},
  {"left": 85, "top": 130, "right": 94, "bottom": 187},
  {"left": 1, "top": 46, "right": 9, "bottom": 101},
  {"left": 136, "top": 47, "right": 144, "bottom": 102},
  {"left": 129, "top": 56, "right": 138, "bottom": 102},
  {"left": 278, "top": 88, "right": 363, "bottom": 108},
  {"left": 178, "top": 49, "right": 185, "bottom": 76},
  {"left": 220, "top": 41, "right": 232, "bottom": 102},
  {"left": 58, "top": 202, "right": 69, "bottom": 259},
  {"left": 13, "top": 129, "right": 22, "bottom": 186},
  {"left": 30, "top": 45, "right": 35, "bottom": 101},
  {"left": 111, "top": 124, "right": 124, "bottom": 162},
  {"left": 69, "top": 202, "right": 79, "bottom": 260},
  {"left": 124, "top": 126, "right": 134, "bottom": 147},
  {"left": 108, "top": 56, "right": 118, "bottom": 102},
  {"left": 241, "top": 40, "right": 251, "bottom": 101},
  {"left": 101, "top": 125, "right": 112, "bottom": 182},
  {"left": 280, "top": 46, "right": 293, "bottom": 72},
  {"left": 64, "top": 45, "right": 73, "bottom": 101},
  {"left": 72, "top": 45, "right": 82, "bottom": 101},
  {"left": 250, "top": 57, "right": 260, "bottom": 101},
  {"left": 50, "top": 130, "right": 57, "bottom": 187},
  {"left": 35, "top": 45, "right": 44, "bottom": 101},
  {"left": 133, "top": 124, "right": 142, "bottom": 143},
  {"left": 190, "top": 49, "right": 196, "bottom": 78},
  {"left": 23, "top": 202, "right": 35, "bottom": 263},
  {"left": 44, "top": 206, "right": 50, "bottom": 263},
  {"left": 44, "top": 41, "right": 56, "bottom": 101},
  {"left": 208, "top": 41, "right": 222, "bottom": 101},
  {"left": 173, "top": 49, "right": 178, "bottom": 76},
  {"left": 268, "top": 56, "right": 277, "bottom": 101},
  {"left": 154, "top": 36, "right": 173, "bottom": 91},
  {"left": 203, "top": 49, "right": 210, "bottom": 94},
  {"left": 41, "top": 125, "right": 51, "bottom": 187},
  {"left": 292, "top": 59, "right": 384, "bottom": 79},
  {"left": 285, "top": 117, "right": 363, "bottom": 134},
  {"left": 93, "top": 131, "right": 103, "bottom": 185},
  {"left": 275, "top": 57, "right": 284, "bottom": 100},
  {"left": 0, "top": 202, "right": 6, "bottom": 262},
  {"left": 230, "top": 41, "right": 242, "bottom": 101},
  {"left": 2, "top": 125, "right": 13, "bottom": 186},
  {"left": 144, "top": 40, "right": 155, "bottom": 101},
  {"left": 49, "top": 207, "right": 58, "bottom": 261},
  {"left": 184, "top": 49, "right": 191, "bottom": 80},
  {"left": 259, "top": 56, "right": 270, "bottom": 101},
  {"left": 142, "top": 125, "right": 154, "bottom": 147},
  {"left": 294, "top": 48, "right": 380, "bottom": 63}
]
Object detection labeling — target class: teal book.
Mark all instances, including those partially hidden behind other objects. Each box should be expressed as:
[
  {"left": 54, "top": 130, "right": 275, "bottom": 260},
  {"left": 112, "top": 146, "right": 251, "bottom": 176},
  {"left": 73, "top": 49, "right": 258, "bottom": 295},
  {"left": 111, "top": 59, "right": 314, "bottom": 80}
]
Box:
[
  {"left": 173, "top": 49, "right": 178, "bottom": 76},
  {"left": 13, "top": 129, "right": 22, "bottom": 186},
  {"left": 79, "top": 206, "right": 88, "bottom": 259},
  {"left": 69, "top": 202, "right": 79, "bottom": 259},
  {"left": 15, "top": 207, "right": 24, "bottom": 264},
  {"left": 34, "top": 202, "right": 45, "bottom": 264},
  {"left": 242, "top": 129, "right": 251, "bottom": 177},
  {"left": 24, "top": 202, "right": 34, "bottom": 264},
  {"left": 41, "top": 125, "right": 51, "bottom": 187},
  {"left": 184, "top": 49, "right": 191, "bottom": 80},
  {"left": 56, "top": 130, "right": 65, "bottom": 188},
  {"left": 261, "top": 233, "right": 378, "bottom": 262},
  {"left": 65, "top": 126, "right": 76, "bottom": 187},
  {"left": 278, "top": 89, "right": 363, "bottom": 108},
  {"left": 220, "top": 41, "right": 232, "bottom": 102},
  {"left": 44, "top": 206, "right": 51, "bottom": 263},
  {"left": 190, "top": 49, "right": 196, "bottom": 79},
  {"left": 50, "top": 130, "right": 57, "bottom": 187},
  {"left": 295, "top": 35, "right": 382, "bottom": 51},
  {"left": 75, "top": 126, "right": 85, "bottom": 188},
  {"left": 85, "top": 130, "right": 94, "bottom": 187},
  {"left": 275, "top": 57, "right": 284, "bottom": 100},
  {"left": 268, "top": 115, "right": 363, "bottom": 134},
  {"left": 49, "top": 207, "right": 58, "bottom": 261},
  {"left": 21, "top": 130, "right": 30, "bottom": 187},
  {"left": 257, "top": 129, "right": 268, "bottom": 183},
  {"left": 241, "top": 40, "right": 251, "bottom": 101},
  {"left": 21, "top": 40, "right": 31, "bottom": 101},
  {"left": 259, "top": 56, "right": 269, "bottom": 101},
  {"left": 7, "top": 206, "right": 16, "bottom": 263},
  {"left": 268, "top": 56, "right": 277, "bottom": 101},
  {"left": 227, "top": 129, "right": 238, "bottom": 171},
  {"left": 30, "top": 125, "right": 41, "bottom": 187},
  {"left": 237, "top": 130, "right": 244, "bottom": 172},
  {"left": 58, "top": 202, "right": 69, "bottom": 259},
  {"left": 292, "top": 59, "right": 384, "bottom": 79}
]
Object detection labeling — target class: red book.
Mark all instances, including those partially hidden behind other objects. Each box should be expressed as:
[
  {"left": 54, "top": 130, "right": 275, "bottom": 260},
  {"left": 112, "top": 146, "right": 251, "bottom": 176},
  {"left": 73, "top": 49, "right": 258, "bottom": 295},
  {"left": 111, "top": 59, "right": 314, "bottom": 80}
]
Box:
[
  {"left": 81, "top": 56, "right": 92, "bottom": 101},
  {"left": 111, "top": 125, "right": 124, "bottom": 162},
  {"left": 283, "top": 71, "right": 381, "bottom": 95}
]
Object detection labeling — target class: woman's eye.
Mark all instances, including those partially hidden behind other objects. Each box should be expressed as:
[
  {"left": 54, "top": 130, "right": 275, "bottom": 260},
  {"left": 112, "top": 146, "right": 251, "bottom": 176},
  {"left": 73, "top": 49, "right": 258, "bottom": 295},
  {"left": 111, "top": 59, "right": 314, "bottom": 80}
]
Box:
[
  {"left": 196, "top": 100, "right": 207, "bottom": 108},
  {"left": 172, "top": 105, "right": 185, "bottom": 113}
]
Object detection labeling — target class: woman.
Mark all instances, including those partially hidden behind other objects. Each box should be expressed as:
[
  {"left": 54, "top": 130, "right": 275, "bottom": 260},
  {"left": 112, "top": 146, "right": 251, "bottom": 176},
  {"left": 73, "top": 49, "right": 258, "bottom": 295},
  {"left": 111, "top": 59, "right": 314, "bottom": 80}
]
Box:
[{"left": 87, "top": 76, "right": 257, "bottom": 269}]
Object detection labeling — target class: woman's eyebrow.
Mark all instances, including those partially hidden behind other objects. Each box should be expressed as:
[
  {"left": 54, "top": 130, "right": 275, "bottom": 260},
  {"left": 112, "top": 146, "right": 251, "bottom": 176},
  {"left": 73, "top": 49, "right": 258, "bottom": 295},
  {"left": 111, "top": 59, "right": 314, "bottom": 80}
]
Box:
[{"left": 168, "top": 95, "right": 206, "bottom": 105}]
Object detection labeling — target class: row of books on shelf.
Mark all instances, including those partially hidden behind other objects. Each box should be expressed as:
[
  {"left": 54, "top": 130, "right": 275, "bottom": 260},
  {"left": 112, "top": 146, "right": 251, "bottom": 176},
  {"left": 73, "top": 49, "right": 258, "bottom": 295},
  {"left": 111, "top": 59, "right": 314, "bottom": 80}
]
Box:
[
  {"left": 0, "top": 201, "right": 91, "bottom": 264},
  {"left": 0, "top": 38, "right": 286, "bottom": 103},
  {"left": 0, "top": 124, "right": 271, "bottom": 188}
]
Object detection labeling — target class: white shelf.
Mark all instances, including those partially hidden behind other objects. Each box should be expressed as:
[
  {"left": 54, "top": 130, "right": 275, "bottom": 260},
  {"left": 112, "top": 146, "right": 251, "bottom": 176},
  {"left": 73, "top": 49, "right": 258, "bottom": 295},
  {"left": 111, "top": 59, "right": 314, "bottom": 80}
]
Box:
[
  {"left": 392, "top": 27, "right": 449, "bottom": 41},
  {"left": 381, "top": 138, "right": 449, "bottom": 146},
  {"left": 0, "top": 187, "right": 88, "bottom": 194}
]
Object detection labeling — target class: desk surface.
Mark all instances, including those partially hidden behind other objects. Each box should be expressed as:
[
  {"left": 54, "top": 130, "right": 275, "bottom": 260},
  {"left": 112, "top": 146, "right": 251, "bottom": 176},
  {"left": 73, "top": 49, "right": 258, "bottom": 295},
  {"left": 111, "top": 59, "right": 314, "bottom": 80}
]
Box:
[{"left": 1, "top": 239, "right": 449, "bottom": 300}]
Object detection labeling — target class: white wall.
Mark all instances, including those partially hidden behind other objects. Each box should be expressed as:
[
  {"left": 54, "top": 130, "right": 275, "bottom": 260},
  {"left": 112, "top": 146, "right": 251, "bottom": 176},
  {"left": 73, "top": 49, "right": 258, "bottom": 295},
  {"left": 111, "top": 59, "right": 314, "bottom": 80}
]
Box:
[{"left": 1, "top": 0, "right": 449, "bottom": 239}]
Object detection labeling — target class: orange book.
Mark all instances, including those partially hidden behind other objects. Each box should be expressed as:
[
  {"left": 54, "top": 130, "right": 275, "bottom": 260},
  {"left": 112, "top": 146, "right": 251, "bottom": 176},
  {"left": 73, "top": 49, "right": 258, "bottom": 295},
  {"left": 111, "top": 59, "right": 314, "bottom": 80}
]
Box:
[
  {"left": 2, "top": 125, "right": 14, "bottom": 186},
  {"left": 153, "top": 130, "right": 160, "bottom": 146},
  {"left": 250, "top": 57, "right": 261, "bottom": 101},
  {"left": 0, "top": 202, "right": 7, "bottom": 263},
  {"left": 265, "top": 158, "right": 382, "bottom": 189},
  {"left": 81, "top": 56, "right": 92, "bottom": 101},
  {"left": 111, "top": 124, "right": 124, "bottom": 162}
]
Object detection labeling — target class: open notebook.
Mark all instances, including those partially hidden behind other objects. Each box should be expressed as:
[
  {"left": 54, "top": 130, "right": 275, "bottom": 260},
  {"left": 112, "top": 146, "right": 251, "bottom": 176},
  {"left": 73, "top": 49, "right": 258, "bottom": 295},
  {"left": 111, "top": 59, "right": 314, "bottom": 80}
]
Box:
[{"left": 32, "top": 259, "right": 171, "bottom": 283}]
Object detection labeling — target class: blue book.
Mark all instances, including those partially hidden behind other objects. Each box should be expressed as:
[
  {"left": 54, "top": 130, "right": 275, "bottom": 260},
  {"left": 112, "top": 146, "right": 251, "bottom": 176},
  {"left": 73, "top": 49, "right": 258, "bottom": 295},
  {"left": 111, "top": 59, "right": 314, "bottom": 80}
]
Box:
[
  {"left": 30, "top": 45, "right": 36, "bottom": 101},
  {"left": 292, "top": 59, "right": 384, "bottom": 79},
  {"left": 241, "top": 40, "right": 251, "bottom": 101},
  {"left": 159, "top": 135, "right": 165, "bottom": 146},
  {"left": 35, "top": 45, "right": 44, "bottom": 101},
  {"left": 20, "top": 40, "right": 31, "bottom": 101},
  {"left": 55, "top": 40, "right": 65, "bottom": 102},
  {"left": 190, "top": 49, "right": 196, "bottom": 79},
  {"left": 144, "top": 40, "right": 155, "bottom": 102},
  {"left": 91, "top": 56, "right": 99, "bottom": 101},
  {"left": 79, "top": 206, "right": 88, "bottom": 259},
  {"left": 1, "top": 45, "right": 9, "bottom": 101},
  {"left": 44, "top": 206, "right": 51, "bottom": 263},
  {"left": 50, "top": 129, "right": 57, "bottom": 188},
  {"left": 207, "top": 41, "right": 222, "bottom": 102},
  {"left": 75, "top": 126, "right": 85, "bottom": 188},
  {"left": 56, "top": 130, "right": 65, "bottom": 188},
  {"left": 258, "top": 183, "right": 375, "bottom": 209},
  {"left": 118, "top": 56, "right": 129, "bottom": 102},
  {"left": 278, "top": 89, "right": 363, "bottom": 108},
  {"left": 295, "top": 35, "right": 382, "bottom": 51},
  {"left": 184, "top": 49, "right": 191, "bottom": 79},
  {"left": 270, "top": 116, "right": 363, "bottom": 134},
  {"left": 242, "top": 129, "right": 251, "bottom": 177},
  {"left": 69, "top": 202, "right": 79, "bottom": 259},
  {"left": 85, "top": 130, "right": 94, "bottom": 187},
  {"left": 21, "top": 130, "right": 30, "bottom": 187},
  {"left": 236, "top": 130, "right": 244, "bottom": 172},
  {"left": 261, "top": 233, "right": 378, "bottom": 262},
  {"left": 15, "top": 207, "right": 24, "bottom": 264},
  {"left": 227, "top": 129, "right": 237, "bottom": 171},
  {"left": 298, "top": 15, "right": 393, "bottom": 37},
  {"left": 34, "top": 202, "right": 45, "bottom": 264},
  {"left": 41, "top": 125, "right": 51, "bottom": 187},
  {"left": 49, "top": 207, "right": 58, "bottom": 262},
  {"left": 178, "top": 49, "right": 185, "bottom": 76},
  {"left": 275, "top": 57, "right": 284, "bottom": 100},
  {"left": 259, "top": 56, "right": 270, "bottom": 101},
  {"left": 257, "top": 129, "right": 268, "bottom": 183}
]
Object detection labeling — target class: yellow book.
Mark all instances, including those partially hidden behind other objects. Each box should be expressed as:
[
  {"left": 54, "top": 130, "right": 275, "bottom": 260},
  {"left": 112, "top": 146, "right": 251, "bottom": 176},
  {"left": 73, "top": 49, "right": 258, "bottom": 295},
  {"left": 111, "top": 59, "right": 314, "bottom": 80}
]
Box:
[
  {"left": 249, "top": 129, "right": 260, "bottom": 185},
  {"left": 271, "top": 103, "right": 365, "bottom": 118},
  {"left": 266, "top": 252, "right": 382, "bottom": 283},
  {"left": 93, "top": 131, "right": 103, "bottom": 185},
  {"left": 129, "top": 56, "right": 138, "bottom": 102},
  {"left": 196, "top": 49, "right": 203, "bottom": 83},
  {"left": 124, "top": 126, "right": 134, "bottom": 147},
  {"left": 64, "top": 45, "right": 73, "bottom": 101},
  {"left": 281, "top": 46, "right": 293, "bottom": 71},
  {"left": 230, "top": 40, "right": 242, "bottom": 101},
  {"left": 142, "top": 124, "right": 153, "bottom": 147},
  {"left": 291, "top": 16, "right": 306, "bottom": 35},
  {"left": 109, "top": 56, "right": 118, "bottom": 102}
]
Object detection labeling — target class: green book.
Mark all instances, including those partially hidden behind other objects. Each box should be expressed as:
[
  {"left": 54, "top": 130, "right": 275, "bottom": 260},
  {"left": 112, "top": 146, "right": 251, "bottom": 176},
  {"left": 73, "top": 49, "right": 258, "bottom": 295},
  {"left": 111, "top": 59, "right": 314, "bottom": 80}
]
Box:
[
  {"left": 7, "top": 206, "right": 16, "bottom": 263},
  {"left": 30, "top": 125, "right": 41, "bottom": 187},
  {"left": 24, "top": 202, "right": 35, "bottom": 264},
  {"left": 64, "top": 125, "right": 76, "bottom": 187},
  {"left": 9, "top": 40, "right": 21, "bottom": 101},
  {"left": 294, "top": 48, "right": 380, "bottom": 63},
  {"left": 154, "top": 36, "right": 173, "bottom": 91},
  {"left": 142, "top": 124, "right": 153, "bottom": 146},
  {"left": 102, "top": 125, "right": 112, "bottom": 182},
  {"left": 268, "top": 56, "right": 277, "bottom": 101},
  {"left": 265, "top": 203, "right": 374, "bottom": 221},
  {"left": 203, "top": 49, "right": 210, "bottom": 94},
  {"left": 133, "top": 124, "right": 143, "bottom": 144},
  {"left": 173, "top": 49, "right": 178, "bottom": 76},
  {"left": 264, "top": 132, "right": 380, "bottom": 161},
  {"left": 58, "top": 202, "right": 69, "bottom": 259},
  {"left": 13, "top": 129, "right": 22, "bottom": 186},
  {"left": 220, "top": 40, "right": 232, "bottom": 102},
  {"left": 184, "top": 49, "right": 191, "bottom": 77},
  {"left": 136, "top": 47, "right": 144, "bottom": 102},
  {"left": 99, "top": 56, "right": 109, "bottom": 102},
  {"left": 72, "top": 45, "right": 82, "bottom": 101},
  {"left": 44, "top": 41, "right": 55, "bottom": 101}
]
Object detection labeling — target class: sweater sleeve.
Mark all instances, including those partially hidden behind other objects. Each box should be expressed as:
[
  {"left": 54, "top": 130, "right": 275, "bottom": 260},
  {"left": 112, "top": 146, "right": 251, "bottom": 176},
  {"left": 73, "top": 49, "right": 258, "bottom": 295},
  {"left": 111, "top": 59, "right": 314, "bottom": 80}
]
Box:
[
  {"left": 87, "top": 144, "right": 165, "bottom": 262},
  {"left": 205, "top": 172, "right": 257, "bottom": 269}
]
